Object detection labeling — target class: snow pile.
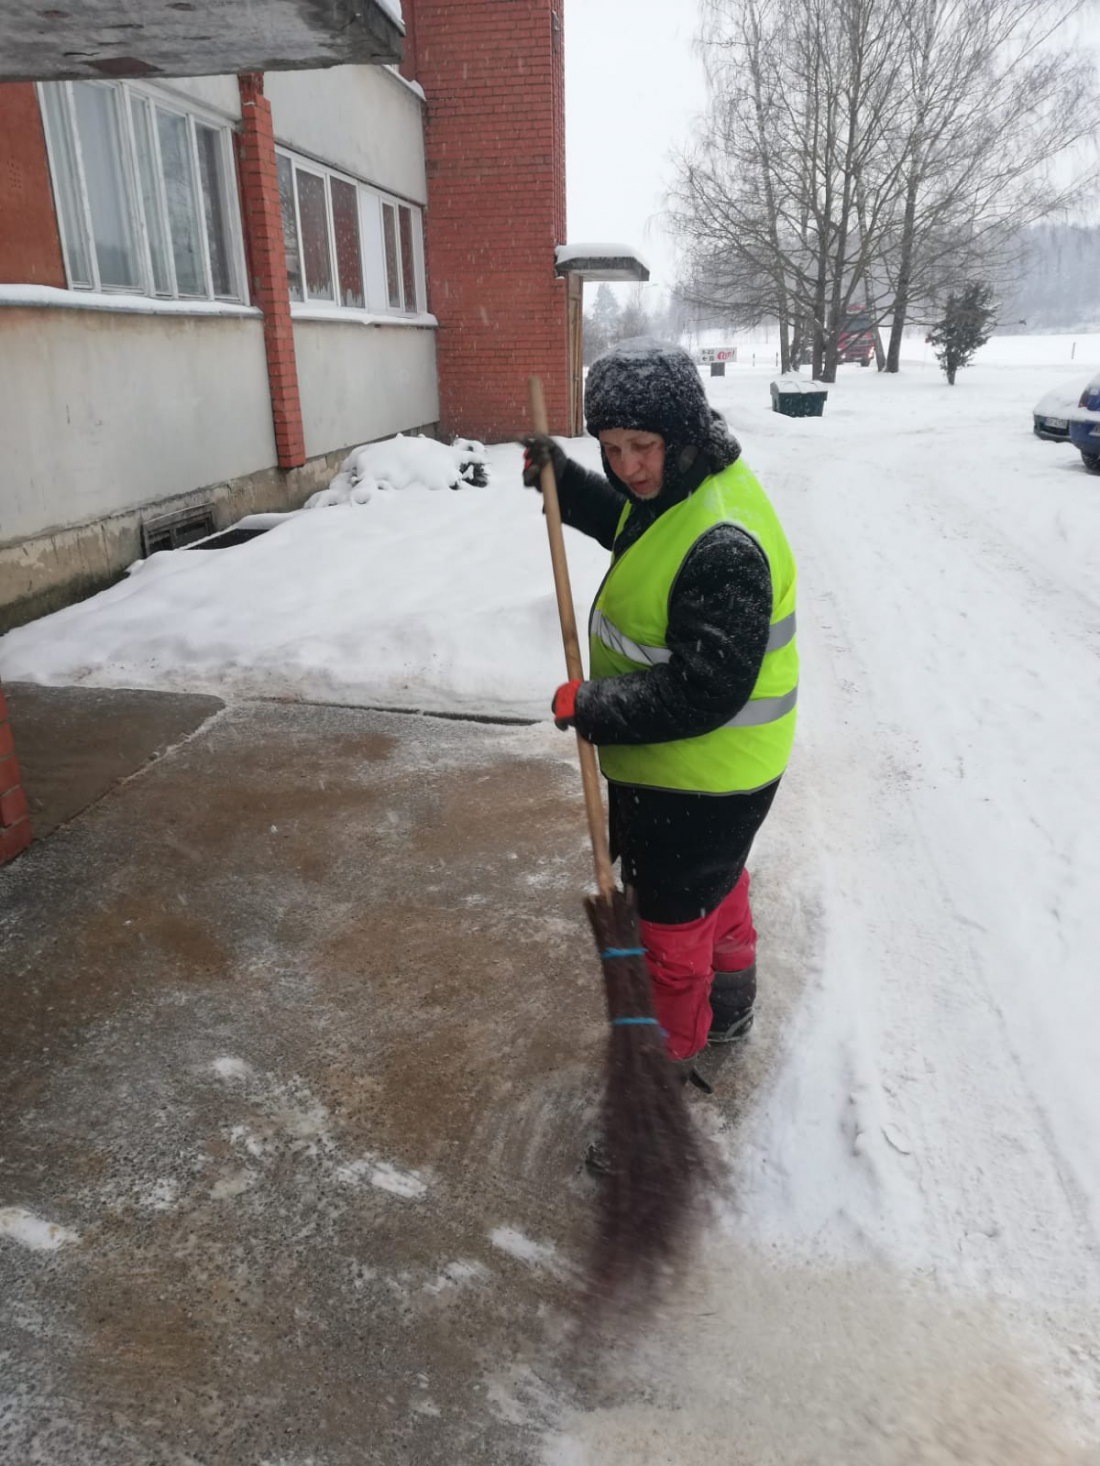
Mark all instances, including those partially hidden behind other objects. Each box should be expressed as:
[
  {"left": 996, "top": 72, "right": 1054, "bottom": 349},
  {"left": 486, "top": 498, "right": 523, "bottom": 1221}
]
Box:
[
  {"left": 305, "top": 433, "right": 489, "bottom": 508},
  {"left": 0, "top": 443, "right": 607, "bottom": 719}
]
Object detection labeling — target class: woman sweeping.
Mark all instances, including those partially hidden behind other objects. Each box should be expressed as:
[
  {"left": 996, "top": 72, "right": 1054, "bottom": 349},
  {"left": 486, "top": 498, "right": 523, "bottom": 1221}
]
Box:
[{"left": 524, "top": 338, "right": 798, "bottom": 1104}]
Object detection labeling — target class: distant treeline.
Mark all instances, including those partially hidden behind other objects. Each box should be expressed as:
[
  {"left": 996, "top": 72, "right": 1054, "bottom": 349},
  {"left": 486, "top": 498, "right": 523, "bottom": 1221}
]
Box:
[{"left": 1000, "top": 224, "right": 1100, "bottom": 332}]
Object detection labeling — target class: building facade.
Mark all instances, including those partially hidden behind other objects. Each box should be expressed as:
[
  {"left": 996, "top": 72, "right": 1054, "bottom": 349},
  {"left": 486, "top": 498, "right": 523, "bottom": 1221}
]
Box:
[
  {"left": 0, "top": 63, "right": 438, "bottom": 633},
  {"left": 0, "top": 0, "right": 574, "bottom": 864}
]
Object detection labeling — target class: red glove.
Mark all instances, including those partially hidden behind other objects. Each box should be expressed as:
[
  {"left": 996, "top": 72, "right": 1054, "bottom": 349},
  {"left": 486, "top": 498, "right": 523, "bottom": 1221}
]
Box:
[{"left": 551, "top": 679, "right": 583, "bottom": 730}]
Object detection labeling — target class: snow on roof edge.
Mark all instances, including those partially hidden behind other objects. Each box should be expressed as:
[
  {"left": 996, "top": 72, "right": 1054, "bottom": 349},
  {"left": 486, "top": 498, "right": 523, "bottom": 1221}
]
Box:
[
  {"left": 375, "top": 0, "right": 406, "bottom": 34},
  {"left": 555, "top": 242, "right": 651, "bottom": 269}
]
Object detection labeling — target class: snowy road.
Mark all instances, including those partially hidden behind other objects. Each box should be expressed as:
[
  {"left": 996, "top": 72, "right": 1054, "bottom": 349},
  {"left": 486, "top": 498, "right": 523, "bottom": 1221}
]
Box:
[
  {"left": 729, "top": 365, "right": 1100, "bottom": 1272},
  {"left": 3, "top": 350, "right": 1100, "bottom": 1457}
]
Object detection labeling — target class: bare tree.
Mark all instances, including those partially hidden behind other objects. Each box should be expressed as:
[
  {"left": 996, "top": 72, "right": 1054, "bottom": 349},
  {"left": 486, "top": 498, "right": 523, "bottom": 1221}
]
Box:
[
  {"left": 671, "top": 0, "right": 909, "bottom": 379},
  {"left": 669, "top": 0, "right": 1100, "bottom": 380},
  {"left": 881, "top": 0, "right": 1100, "bottom": 371}
]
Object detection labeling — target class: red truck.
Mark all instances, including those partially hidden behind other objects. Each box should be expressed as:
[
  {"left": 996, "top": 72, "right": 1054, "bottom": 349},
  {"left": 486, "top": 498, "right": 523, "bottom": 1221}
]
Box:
[{"left": 837, "top": 310, "right": 876, "bottom": 366}]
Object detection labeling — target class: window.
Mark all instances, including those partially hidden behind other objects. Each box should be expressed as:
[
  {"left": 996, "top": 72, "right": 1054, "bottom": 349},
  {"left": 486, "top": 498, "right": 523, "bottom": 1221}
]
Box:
[
  {"left": 377, "top": 196, "right": 422, "bottom": 314},
  {"left": 39, "top": 79, "right": 244, "bottom": 302},
  {"left": 276, "top": 146, "right": 424, "bottom": 317},
  {"left": 398, "top": 206, "right": 417, "bottom": 315},
  {"left": 276, "top": 153, "right": 303, "bottom": 303},
  {"left": 331, "top": 178, "right": 364, "bottom": 310}
]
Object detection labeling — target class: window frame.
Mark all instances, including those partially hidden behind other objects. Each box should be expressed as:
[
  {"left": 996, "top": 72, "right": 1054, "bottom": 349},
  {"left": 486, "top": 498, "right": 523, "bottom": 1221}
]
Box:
[
  {"left": 275, "top": 143, "right": 426, "bottom": 319},
  {"left": 37, "top": 78, "right": 248, "bottom": 305},
  {"left": 372, "top": 190, "right": 425, "bottom": 316}
]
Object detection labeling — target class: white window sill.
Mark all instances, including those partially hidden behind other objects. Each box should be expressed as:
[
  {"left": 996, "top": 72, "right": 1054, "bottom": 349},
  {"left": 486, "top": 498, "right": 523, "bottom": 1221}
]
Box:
[
  {"left": 0, "top": 284, "right": 261, "bottom": 319},
  {"left": 290, "top": 304, "right": 438, "bottom": 329}
]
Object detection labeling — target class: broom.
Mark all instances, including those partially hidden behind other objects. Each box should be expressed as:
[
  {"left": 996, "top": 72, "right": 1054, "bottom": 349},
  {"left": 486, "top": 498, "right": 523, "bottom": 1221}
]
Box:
[{"left": 527, "top": 376, "right": 714, "bottom": 1313}]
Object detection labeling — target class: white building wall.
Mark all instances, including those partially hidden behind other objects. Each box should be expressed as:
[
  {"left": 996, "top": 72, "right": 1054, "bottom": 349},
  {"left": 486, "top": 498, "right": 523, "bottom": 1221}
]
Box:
[
  {"left": 265, "top": 65, "right": 427, "bottom": 203},
  {"left": 0, "top": 307, "right": 275, "bottom": 542},
  {"left": 156, "top": 74, "right": 242, "bottom": 120},
  {"left": 293, "top": 321, "right": 439, "bottom": 460}
]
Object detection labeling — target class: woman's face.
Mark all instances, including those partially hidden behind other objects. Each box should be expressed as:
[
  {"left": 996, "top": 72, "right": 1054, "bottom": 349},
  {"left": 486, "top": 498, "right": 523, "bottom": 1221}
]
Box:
[{"left": 599, "top": 428, "right": 666, "bottom": 499}]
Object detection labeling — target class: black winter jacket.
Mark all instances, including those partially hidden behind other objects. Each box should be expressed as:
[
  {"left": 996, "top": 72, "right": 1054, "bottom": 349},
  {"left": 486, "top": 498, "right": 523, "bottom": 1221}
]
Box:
[{"left": 554, "top": 438, "right": 781, "bottom": 924}]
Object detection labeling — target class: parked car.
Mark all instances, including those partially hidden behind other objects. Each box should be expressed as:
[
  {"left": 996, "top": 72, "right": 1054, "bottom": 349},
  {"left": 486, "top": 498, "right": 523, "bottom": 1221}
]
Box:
[
  {"left": 1069, "top": 374, "right": 1100, "bottom": 473},
  {"left": 1032, "top": 377, "right": 1092, "bottom": 441}
]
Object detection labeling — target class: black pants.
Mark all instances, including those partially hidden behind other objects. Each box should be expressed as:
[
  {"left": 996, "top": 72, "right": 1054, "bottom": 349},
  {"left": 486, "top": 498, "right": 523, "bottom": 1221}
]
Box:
[{"left": 609, "top": 779, "right": 781, "bottom": 926}]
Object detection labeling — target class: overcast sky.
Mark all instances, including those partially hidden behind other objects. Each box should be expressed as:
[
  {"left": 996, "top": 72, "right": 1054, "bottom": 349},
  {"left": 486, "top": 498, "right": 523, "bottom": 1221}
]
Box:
[{"left": 564, "top": 1, "right": 704, "bottom": 296}]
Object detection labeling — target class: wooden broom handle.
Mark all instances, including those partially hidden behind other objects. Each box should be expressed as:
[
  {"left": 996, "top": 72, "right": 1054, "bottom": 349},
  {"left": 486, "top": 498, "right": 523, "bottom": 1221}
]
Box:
[{"left": 528, "top": 376, "right": 616, "bottom": 903}]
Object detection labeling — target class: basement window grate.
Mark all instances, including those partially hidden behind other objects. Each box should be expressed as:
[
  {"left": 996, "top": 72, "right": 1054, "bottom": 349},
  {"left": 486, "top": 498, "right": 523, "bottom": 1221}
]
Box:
[{"left": 142, "top": 505, "right": 217, "bottom": 556}]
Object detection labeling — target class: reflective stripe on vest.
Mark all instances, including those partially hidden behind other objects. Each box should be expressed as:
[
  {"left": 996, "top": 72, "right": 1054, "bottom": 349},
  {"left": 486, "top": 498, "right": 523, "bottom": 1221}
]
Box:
[
  {"left": 588, "top": 458, "right": 798, "bottom": 794},
  {"left": 591, "top": 607, "right": 797, "bottom": 664}
]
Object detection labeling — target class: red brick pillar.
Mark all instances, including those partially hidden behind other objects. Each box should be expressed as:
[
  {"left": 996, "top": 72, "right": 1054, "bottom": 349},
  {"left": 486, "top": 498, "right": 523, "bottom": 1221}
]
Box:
[
  {"left": 403, "top": 0, "right": 570, "bottom": 441},
  {"left": 0, "top": 682, "right": 32, "bottom": 864},
  {"left": 237, "top": 73, "right": 306, "bottom": 469},
  {"left": 0, "top": 83, "right": 67, "bottom": 287}
]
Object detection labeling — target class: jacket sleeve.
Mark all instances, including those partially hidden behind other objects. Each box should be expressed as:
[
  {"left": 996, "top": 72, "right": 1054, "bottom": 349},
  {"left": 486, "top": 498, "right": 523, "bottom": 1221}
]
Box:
[
  {"left": 553, "top": 456, "right": 627, "bottom": 550},
  {"left": 572, "top": 524, "right": 774, "bottom": 745}
]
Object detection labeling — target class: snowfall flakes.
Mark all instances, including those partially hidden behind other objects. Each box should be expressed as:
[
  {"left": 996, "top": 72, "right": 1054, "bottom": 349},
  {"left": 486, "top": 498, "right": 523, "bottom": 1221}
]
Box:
[
  {"left": 336, "top": 1157, "right": 429, "bottom": 1201},
  {"left": 0, "top": 1207, "right": 79, "bottom": 1251}
]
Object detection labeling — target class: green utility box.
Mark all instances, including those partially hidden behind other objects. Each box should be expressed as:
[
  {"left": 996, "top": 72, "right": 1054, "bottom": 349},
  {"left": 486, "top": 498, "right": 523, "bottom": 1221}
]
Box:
[{"left": 771, "top": 376, "right": 828, "bottom": 417}]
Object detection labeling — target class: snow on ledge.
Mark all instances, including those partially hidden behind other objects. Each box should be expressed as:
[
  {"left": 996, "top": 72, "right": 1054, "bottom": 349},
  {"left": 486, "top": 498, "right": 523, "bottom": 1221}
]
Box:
[
  {"left": 555, "top": 242, "right": 651, "bottom": 269},
  {"left": 383, "top": 63, "right": 426, "bottom": 103},
  {"left": 0, "top": 284, "right": 261, "bottom": 319},
  {"left": 290, "top": 304, "right": 438, "bottom": 329},
  {"left": 772, "top": 374, "right": 828, "bottom": 394},
  {"left": 376, "top": 0, "right": 406, "bottom": 32}
]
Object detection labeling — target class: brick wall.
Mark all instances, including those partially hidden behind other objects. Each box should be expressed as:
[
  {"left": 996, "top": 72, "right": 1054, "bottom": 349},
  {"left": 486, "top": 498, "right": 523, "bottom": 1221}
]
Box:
[
  {"left": 0, "top": 82, "right": 66, "bottom": 287},
  {"left": 237, "top": 73, "right": 306, "bottom": 469},
  {"left": 0, "top": 682, "right": 32, "bottom": 864},
  {"left": 404, "top": 0, "right": 570, "bottom": 441}
]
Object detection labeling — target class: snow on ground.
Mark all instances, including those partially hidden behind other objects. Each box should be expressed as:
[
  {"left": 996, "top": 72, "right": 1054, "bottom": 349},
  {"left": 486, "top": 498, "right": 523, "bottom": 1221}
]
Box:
[
  {"left": 0, "top": 441, "right": 609, "bottom": 720},
  {"left": 699, "top": 363, "right": 1100, "bottom": 1282},
  {"left": 683, "top": 323, "right": 1100, "bottom": 371},
  {"left": 4, "top": 340, "right": 1100, "bottom": 1449},
  {"left": 0, "top": 1207, "right": 79, "bottom": 1251}
]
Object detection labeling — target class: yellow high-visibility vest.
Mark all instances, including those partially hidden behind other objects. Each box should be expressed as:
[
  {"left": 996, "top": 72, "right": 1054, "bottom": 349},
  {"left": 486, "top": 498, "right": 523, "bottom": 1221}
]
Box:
[{"left": 589, "top": 458, "right": 798, "bottom": 793}]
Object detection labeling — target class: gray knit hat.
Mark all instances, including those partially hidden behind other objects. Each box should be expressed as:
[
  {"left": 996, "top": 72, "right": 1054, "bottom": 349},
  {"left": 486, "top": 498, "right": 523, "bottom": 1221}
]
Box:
[
  {"left": 585, "top": 337, "right": 738, "bottom": 502},
  {"left": 585, "top": 337, "right": 713, "bottom": 448}
]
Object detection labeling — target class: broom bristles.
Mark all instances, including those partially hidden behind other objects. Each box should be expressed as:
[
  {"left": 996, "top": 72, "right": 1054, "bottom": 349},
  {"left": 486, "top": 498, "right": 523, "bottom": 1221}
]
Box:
[{"left": 583, "top": 887, "right": 715, "bottom": 1315}]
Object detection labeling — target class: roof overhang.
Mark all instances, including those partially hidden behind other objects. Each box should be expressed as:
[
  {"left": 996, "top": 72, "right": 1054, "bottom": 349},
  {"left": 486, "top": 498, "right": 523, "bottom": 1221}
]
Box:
[
  {"left": 554, "top": 244, "right": 650, "bottom": 284},
  {"left": 0, "top": 0, "right": 403, "bottom": 84}
]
